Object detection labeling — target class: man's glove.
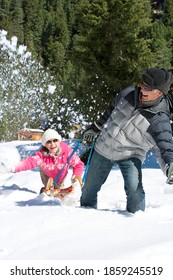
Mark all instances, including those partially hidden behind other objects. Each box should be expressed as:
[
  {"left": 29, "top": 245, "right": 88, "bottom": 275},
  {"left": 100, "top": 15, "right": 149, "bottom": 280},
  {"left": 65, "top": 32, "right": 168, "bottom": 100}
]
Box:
[
  {"left": 82, "top": 122, "right": 101, "bottom": 144},
  {"left": 165, "top": 163, "right": 173, "bottom": 184}
]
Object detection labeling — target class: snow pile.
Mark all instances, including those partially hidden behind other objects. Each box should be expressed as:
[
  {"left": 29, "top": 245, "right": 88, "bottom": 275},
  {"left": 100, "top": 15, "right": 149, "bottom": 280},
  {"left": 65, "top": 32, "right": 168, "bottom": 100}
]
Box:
[{"left": 0, "top": 140, "right": 173, "bottom": 265}]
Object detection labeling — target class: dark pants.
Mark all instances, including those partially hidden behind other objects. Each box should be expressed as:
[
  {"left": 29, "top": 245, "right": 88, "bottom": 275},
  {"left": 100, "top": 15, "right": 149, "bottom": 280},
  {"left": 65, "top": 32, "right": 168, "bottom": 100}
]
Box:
[
  {"left": 40, "top": 169, "right": 64, "bottom": 189},
  {"left": 80, "top": 151, "right": 145, "bottom": 213}
]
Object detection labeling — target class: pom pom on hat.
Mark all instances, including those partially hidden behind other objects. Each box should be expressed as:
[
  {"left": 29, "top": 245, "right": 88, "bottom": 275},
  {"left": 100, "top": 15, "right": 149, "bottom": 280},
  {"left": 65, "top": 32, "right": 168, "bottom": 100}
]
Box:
[
  {"left": 41, "top": 129, "right": 62, "bottom": 146},
  {"left": 142, "top": 68, "right": 172, "bottom": 94}
]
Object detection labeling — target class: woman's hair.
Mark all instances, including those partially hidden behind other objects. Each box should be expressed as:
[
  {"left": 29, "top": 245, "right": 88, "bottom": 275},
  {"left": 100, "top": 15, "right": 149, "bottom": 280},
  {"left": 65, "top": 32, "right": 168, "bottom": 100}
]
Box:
[{"left": 40, "top": 145, "right": 49, "bottom": 155}]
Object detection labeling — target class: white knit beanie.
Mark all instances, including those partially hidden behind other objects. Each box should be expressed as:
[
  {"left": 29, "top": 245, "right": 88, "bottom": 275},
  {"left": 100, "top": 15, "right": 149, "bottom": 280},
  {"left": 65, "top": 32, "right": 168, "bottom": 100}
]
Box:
[{"left": 41, "top": 129, "right": 62, "bottom": 146}]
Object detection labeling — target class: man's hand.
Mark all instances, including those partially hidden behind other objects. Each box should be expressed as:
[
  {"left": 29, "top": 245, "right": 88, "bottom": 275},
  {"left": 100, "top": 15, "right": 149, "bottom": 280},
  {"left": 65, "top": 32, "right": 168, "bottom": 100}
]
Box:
[
  {"left": 166, "top": 163, "right": 173, "bottom": 184},
  {"left": 82, "top": 122, "right": 101, "bottom": 144},
  {"left": 82, "top": 128, "right": 99, "bottom": 143}
]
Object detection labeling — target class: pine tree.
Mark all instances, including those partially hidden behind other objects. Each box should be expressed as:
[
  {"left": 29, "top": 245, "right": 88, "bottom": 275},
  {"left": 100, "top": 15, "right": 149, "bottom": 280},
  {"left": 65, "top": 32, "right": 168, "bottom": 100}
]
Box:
[
  {"left": 41, "top": 0, "right": 70, "bottom": 79},
  {"left": 72, "top": 0, "right": 154, "bottom": 123},
  {"left": 0, "top": 0, "right": 11, "bottom": 32},
  {"left": 0, "top": 30, "right": 53, "bottom": 140},
  {"left": 144, "top": 21, "right": 172, "bottom": 68},
  {"left": 22, "top": 0, "right": 45, "bottom": 58},
  {"left": 0, "top": 30, "right": 83, "bottom": 140},
  {"left": 0, "top": 0, "right": 172, "bottom": 131},
  {"left": 162, "top": 0, "right": 173, "bottom": 67},
  {"left": 8, "top": 0, "right": 24, "bottom": 44}
]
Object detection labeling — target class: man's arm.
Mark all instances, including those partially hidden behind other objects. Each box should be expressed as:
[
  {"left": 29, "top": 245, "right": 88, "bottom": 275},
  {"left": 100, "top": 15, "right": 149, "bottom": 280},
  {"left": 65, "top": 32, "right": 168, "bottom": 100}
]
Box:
[
  {"left": 165, "top": 91, "right": 173, "bottom": 115},
  {"left": 82, "top": 99, "right": 115, "bottom": 143},
  {"left": 82, "top": 86, "right": 136, "bottom": 143}
]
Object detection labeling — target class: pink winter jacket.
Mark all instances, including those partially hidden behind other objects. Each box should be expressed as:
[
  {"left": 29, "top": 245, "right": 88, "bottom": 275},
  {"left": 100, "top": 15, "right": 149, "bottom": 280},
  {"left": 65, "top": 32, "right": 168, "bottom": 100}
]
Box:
[{"left": 15, "top": 142, "right": 84, "bottom": 183}]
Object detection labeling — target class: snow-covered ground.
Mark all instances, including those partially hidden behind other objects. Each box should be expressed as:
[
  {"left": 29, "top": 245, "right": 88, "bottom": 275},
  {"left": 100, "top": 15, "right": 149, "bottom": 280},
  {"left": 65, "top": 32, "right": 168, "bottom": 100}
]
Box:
[{"left": 0, "top": 140, "right": 173, "bottom": 279}]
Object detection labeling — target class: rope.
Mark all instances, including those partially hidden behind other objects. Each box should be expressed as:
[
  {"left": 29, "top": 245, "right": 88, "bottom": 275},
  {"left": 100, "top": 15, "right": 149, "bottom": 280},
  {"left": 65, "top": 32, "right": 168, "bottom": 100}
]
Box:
[
  {"left": 53, "top": 139, "right": 94, "bottom": 187},
  {"left": 53, "top": 139, "right": 82, "bottom": 184},
  {"left": 82, "top": 140, "right": 95, "bottom": 184}
]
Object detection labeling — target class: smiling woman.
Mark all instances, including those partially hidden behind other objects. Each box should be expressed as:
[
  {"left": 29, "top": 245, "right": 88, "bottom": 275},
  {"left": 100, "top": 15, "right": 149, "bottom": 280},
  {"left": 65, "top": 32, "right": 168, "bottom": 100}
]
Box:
[
  {"left": 45, "top": 138, "right": 60, "bottom": 155},
  {"left": 41, "top": 129, "right": 62, "bottom": 156},
  {"left": 0, "top": 128, "right": 84, "bottom": 200}
]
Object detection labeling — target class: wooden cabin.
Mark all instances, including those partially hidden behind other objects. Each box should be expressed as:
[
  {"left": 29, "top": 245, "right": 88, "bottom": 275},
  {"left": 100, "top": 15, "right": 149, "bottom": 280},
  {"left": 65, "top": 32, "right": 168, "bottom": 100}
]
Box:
[{"left": 18, "top": 128, "right": 44, "bottom": 141}]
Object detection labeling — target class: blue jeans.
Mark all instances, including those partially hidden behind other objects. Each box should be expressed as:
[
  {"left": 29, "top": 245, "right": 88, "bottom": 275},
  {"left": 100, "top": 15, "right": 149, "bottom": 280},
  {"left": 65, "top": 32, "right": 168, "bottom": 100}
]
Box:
[{"left": 80, "top": 151, "right": 145, "bottom": 213}]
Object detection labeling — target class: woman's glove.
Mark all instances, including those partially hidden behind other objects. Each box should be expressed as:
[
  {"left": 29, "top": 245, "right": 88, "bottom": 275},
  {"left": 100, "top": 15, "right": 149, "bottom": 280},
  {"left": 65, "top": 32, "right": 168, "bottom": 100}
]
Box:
[
  {"left": 71, "top": 175, "right": 83, "bottom": 187},
  {"left": 0, "top": 161, "right": 15, "bottom": 174}
]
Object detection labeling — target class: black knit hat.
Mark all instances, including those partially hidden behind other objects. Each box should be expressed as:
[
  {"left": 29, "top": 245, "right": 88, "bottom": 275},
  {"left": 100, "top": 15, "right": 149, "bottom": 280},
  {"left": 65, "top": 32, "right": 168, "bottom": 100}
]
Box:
[{"left": 142, "top": 68, "right": 172, "bottom": 94}]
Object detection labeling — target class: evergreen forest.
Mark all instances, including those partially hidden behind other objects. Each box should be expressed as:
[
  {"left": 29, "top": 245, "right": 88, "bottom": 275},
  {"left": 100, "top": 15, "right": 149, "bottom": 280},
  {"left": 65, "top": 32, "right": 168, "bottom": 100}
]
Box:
[{"left": 0, "top": 0, "right": 173, "bottom": 140}]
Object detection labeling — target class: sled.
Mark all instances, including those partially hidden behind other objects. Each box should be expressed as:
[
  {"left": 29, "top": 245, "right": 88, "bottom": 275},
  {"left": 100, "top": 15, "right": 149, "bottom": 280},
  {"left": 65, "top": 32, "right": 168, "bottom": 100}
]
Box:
[{"left": 43, "top": 176, "right": 83, "bottom": 198}]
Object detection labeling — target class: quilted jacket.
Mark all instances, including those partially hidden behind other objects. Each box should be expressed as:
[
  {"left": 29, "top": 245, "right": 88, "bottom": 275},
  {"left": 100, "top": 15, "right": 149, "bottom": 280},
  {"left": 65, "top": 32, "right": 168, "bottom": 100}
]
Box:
[{"left": 95, "top": 86, "right": 173, "bottom": 170}]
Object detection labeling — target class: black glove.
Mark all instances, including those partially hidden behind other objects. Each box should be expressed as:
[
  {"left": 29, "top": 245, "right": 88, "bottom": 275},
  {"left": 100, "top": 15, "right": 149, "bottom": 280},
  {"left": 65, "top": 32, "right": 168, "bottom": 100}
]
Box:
[
  {"left": 166, "top": 163, "right": 173, "bottom": 184},
  {"left": 82, "top": 122, "right": 101, "bottom": 144}
]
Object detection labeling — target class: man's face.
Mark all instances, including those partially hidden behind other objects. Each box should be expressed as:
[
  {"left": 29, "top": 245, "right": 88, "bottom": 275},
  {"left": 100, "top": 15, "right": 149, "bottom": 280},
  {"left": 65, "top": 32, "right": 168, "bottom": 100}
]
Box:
[{"left": 140, "top": 86, "right": 163, "bottom": 102}]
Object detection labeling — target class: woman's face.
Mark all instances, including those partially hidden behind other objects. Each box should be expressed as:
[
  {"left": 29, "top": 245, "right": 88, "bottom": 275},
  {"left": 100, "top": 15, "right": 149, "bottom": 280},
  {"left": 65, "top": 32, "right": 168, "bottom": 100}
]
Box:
[{"left": 45, "top": 139, "right": 60, "bottom": 155}]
